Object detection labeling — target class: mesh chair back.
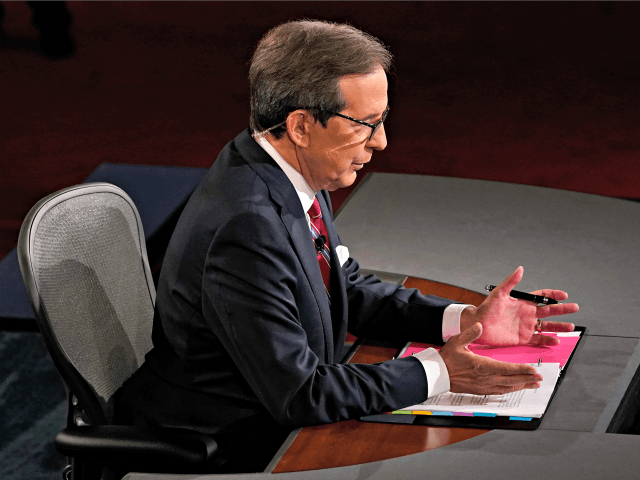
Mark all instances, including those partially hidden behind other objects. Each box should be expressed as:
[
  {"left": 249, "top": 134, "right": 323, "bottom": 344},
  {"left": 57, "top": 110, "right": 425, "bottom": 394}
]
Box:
[{"left": 18, "top": 183, "right": 155, "bottom": 425}]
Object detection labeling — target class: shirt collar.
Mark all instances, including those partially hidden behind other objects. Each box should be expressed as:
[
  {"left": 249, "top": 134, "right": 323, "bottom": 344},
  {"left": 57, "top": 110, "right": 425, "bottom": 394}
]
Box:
[{"left": 254, "top": 135, "right": 317, "bottom": 214}]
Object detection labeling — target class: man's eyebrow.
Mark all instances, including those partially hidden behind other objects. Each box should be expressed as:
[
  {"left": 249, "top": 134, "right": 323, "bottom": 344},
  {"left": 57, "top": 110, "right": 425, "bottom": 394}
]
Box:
[
  {"left": 360, "top": 113, "right": 378, "bottom": 122},
  {"left": 359, "top": 106, "right": 388, "bottom": 122}
]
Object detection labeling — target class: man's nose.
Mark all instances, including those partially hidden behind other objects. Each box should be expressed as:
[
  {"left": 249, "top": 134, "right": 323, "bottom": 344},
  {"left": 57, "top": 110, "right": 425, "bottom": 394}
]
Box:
[{"left": 368, "top": 124, "right": 387, "bottom": 150}]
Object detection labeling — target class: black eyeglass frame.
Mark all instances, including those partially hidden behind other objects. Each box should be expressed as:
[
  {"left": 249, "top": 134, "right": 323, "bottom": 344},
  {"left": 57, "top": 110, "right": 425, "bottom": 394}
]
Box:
[{"left": 330, "top": 105, "right": 390, "bottom": 141}]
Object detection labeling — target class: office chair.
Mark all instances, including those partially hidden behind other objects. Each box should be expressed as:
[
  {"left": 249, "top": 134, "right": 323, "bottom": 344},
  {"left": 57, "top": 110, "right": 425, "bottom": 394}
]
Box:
[{"left": 17, "top": 183, "right": 218, "bottom": 480}]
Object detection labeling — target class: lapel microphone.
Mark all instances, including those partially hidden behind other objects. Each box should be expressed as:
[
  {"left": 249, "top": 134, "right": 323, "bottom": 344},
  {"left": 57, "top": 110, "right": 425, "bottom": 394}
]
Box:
[{"left": 314, "top": 235, "right": 327, "bottom": 253}]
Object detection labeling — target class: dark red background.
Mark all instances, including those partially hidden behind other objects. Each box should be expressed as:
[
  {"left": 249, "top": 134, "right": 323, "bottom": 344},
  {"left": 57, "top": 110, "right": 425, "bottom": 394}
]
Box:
[{"left": 2, "top": 2, "right": 639, "bottom": 260}]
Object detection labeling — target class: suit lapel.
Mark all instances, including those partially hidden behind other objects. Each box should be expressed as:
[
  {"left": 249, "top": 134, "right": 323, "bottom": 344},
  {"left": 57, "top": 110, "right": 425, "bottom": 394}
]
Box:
[
  {"left": 317, "top": 190, "right": 349, "bottom": 362},
  {"left": 234, "top": 130, "right": 334, "bottom": 362}
]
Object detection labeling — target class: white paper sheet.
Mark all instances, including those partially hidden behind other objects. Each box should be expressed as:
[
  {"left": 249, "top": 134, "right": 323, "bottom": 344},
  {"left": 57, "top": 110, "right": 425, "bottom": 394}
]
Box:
[{"left": 401, "top": 363, "right": 560, "bottom": 418}]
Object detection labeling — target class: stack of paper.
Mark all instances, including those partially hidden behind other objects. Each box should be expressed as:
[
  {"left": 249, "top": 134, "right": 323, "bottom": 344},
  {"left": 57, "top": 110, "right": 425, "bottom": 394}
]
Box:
[
  {"left": 400, "top": 362, "right": 560, "bottom": 418},
  {"left": 396, "top": 331, "right": 582, "bottom": 418}
]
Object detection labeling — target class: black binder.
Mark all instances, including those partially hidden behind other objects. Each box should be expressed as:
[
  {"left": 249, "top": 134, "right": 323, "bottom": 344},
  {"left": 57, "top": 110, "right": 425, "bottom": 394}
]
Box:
[{"left": 360, "top": 326, "right": 586, "bottom": 431}]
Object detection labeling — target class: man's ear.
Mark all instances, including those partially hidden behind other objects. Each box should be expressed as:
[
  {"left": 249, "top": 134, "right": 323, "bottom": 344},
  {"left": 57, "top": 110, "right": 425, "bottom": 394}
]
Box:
[{"left": 286, "top": 110, "right": 312, "bottom": 148}]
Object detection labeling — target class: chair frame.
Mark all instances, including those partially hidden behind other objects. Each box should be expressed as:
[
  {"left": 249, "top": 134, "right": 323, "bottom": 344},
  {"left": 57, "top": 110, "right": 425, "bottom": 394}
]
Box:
[
  {"left": 19, "top": 183, "right": 155, "bottom": 426},
  {"left": 18, "top": 183, "right": 217, "bottom": 480}
]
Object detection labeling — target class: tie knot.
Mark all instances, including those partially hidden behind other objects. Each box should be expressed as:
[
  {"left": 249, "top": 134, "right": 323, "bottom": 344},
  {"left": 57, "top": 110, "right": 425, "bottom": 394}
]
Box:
[{"left": 308, "top": 197, "right": 322, "bottom": 219}]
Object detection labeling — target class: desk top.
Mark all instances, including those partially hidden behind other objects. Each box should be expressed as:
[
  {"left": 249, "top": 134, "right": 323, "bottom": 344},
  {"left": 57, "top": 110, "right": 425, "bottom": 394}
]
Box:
[{"left": 336, "top": 173, "right": 640, "bottom": 338}]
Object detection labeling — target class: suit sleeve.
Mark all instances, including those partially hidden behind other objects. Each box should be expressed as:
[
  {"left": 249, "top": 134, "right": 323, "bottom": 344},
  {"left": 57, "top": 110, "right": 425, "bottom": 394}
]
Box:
[
  {"left": 201, "top": 211, "right": 429, "bottom": 428},
  {"left": 343, "top": 256, "right": 457, "bottom": 343}
]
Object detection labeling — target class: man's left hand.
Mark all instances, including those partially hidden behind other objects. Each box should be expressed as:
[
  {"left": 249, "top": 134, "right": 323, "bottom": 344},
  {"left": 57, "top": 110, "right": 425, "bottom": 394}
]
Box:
[{"left": 459, "top": 266, "right": 579, "bottom": 346}]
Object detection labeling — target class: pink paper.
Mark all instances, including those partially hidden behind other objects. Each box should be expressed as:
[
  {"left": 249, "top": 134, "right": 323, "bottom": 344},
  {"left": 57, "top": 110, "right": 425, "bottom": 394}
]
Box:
[{"left": 402, "top": 333, "right": 580, "bottom": 367}]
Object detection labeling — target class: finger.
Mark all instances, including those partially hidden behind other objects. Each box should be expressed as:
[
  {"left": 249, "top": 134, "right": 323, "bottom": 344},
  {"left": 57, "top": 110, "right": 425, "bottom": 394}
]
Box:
[
  {"left": 468, "top": 382, "right": 541, "bottom": 396},
  {"left": 453, "top": 322, "right": 483, "bottom": 348},
  {"left": 536, "top": 303, "right": 580, "bottom": 318},
  {"left": 496, "top": 266, "right": 524, "bottom": 293},
  {"left": 528, "top": 333, "right": 561, "bottom": 346},
  {"left": 480, "top": 357, "right": 537, "bottom": 376},
  {"left": 534, "top": 320, "right": 575, "bottom": 332},
  {"left": 492, "top": 373, "right": 543, "bottom": 387},
  {"left": 530, "top": 289, "right": 569, "bottom": 301}
]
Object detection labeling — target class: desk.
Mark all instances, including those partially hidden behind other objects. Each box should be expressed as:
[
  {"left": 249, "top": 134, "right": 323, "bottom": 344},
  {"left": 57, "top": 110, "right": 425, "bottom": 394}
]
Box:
[{"left": 124, "top": 174, "right": 640, "bottom": 480}]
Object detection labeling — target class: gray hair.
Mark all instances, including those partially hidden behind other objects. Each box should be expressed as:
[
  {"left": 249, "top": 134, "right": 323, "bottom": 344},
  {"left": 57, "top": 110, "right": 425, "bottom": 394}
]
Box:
[{"left": 249, "top": 20, "right": 392, "bottom": 139}]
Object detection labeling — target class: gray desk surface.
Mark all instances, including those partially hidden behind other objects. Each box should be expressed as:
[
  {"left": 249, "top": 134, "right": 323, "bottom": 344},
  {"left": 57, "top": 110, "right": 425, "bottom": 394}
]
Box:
[
  {"left": 125, "top": 174, "right": 640, "bottom": 479},
  {"left": 336, "top": 173, "right": 640, "bottom": 338},
  {"left": 124, "top": 431, "right": 640, "bottom": 480}
]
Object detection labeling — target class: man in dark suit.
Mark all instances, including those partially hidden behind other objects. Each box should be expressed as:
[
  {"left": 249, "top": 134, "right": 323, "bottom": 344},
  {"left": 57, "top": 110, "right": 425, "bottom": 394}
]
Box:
[{"left": 116, "top": 20, "right": 578, "bottom": 472}]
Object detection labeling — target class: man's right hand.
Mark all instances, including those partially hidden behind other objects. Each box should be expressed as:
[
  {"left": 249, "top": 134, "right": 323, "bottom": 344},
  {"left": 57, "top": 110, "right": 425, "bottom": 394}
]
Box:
[{"left": 438, "top": 322, "right": 542, "bottom": 395}]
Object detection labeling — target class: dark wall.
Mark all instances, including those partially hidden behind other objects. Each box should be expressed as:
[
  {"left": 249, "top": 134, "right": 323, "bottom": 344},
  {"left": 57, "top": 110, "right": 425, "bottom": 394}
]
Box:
[{"left": 2, "top": 1, "right": 639, "bottom": 258}]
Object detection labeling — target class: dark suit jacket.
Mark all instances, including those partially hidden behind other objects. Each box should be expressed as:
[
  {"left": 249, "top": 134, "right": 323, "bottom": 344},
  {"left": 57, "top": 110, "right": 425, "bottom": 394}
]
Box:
[{"left": 117, "top": 129, "right": 455, "bottom": 464}]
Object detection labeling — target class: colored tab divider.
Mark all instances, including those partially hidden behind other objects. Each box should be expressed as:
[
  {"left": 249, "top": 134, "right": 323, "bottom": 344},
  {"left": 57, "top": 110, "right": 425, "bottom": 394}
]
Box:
[
  {"left": 390, "top": 411, "right": 532, "bottom": 420},
  {"left": 391, "top": 411, "right": 503, "bottom": 417}
]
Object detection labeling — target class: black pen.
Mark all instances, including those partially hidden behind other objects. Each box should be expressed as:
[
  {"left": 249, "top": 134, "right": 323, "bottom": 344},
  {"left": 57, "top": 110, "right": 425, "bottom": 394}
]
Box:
[{"left": 485, "top": 285, "right": 558, "bottom": 305}]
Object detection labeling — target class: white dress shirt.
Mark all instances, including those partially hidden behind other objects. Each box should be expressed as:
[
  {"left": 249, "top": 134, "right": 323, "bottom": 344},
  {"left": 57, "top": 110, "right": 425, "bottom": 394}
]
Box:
[{"left": 254, "top": 135, "right": 471, "bottom": 398}]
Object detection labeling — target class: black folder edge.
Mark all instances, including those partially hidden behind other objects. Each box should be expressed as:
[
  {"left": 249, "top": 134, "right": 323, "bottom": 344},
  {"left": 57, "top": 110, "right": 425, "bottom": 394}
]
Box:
[{"left": 360, "top": 326, "right": 586, "bottom": 431}]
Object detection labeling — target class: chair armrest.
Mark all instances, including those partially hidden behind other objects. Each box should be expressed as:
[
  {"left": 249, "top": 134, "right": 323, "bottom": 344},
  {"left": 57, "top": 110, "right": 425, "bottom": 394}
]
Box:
[{"left": 55, "top": 425, "right": 218, "bottom": 464}]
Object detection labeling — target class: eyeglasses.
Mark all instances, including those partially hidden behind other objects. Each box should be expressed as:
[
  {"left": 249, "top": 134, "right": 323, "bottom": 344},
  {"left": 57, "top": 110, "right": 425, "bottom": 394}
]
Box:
[
  {"left": 331, "top": 105, "right": 390, "bottom": 141},
  {"left": 252, "top": 105, "right": 390, "bottom": 140}
]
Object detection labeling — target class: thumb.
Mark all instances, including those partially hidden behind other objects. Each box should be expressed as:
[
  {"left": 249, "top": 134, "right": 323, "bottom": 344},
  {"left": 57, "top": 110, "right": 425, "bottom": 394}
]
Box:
[
  {"left": 497, "top": 266, "right": 523, "bottom": 294},
  {"left": 454, "top": 322, "right": 483, "bottom": 348}
]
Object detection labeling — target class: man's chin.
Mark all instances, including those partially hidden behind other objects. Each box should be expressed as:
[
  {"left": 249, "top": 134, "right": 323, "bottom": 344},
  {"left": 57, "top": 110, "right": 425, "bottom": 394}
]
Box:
[{"left": 327, "top": 173, "right": 358, "bottom": 191}]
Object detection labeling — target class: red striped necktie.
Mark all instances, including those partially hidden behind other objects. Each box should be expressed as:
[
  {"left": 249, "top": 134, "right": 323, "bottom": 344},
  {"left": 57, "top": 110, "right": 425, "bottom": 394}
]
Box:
[{"left": 308, "top": 197, "right": 331, "bottom": 298}]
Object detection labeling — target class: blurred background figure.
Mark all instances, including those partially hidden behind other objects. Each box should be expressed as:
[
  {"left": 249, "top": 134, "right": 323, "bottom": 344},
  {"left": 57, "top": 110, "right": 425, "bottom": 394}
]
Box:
[{"left": 0, "top": 1, "right": 73, "bottom": 58}]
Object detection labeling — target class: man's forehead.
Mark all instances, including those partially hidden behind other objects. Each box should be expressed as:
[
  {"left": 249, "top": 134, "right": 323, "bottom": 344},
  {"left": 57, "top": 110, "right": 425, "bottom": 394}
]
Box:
[{"left": 338, "top": 68, "right": 388, "bottom": 117}]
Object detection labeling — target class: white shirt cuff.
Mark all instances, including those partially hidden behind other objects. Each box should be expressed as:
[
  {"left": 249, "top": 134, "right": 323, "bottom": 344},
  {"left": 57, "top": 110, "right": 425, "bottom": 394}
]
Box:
[
  {"left": 413, "top": 347, "right": 450, "bottom": 397},
  {"left": 442, "top": 303, "right": 472, "bottom": 341}
]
